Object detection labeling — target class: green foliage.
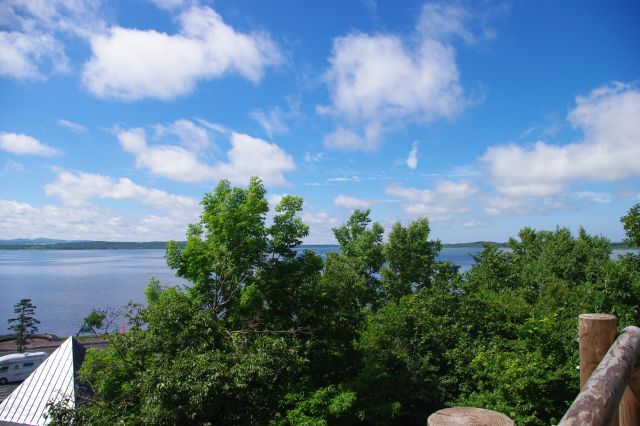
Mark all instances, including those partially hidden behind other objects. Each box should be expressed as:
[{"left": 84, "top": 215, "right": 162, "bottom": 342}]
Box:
[
  {"left": 8, "top": 298, "right": 40, "bottom": 352},
  {"left": 73, "top": 185, "right": 640, "bottom": 426},
  {"left": 166, "top": 177, "right": 269, "bottom": 318},
  {"left": 382, "top": 218, "right": 442, "bottom": 301},
  {"left": 79, "top": 308, "right": 106, "bottom": 336},
  {"left": 332, "top": 209, "right": 385, "bottom": 306},
  {"left": 621, "top": 203, "right": 640, "bottom": 247}
]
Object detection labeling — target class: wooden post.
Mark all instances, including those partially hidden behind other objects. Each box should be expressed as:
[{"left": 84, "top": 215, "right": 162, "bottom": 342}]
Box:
[
  {"left": 619, "top": 387, "right": 640, "bottom": 425},
  {"left": 620, "top": 358, "right": 640, "bottom": 425},
  {"left": 427, "top": 407, "right": 514, "bottom": 425},
  {"left": 579, "top": 313, "right": 618, "bottom": 389},
  {"left": 560, "top": 326, "right": 640, "bottom": 425}
]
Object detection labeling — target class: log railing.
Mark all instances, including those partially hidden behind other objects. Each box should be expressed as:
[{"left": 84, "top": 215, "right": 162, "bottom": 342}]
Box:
[
  {"left": 427, "top": 314, "right": 640, "bottom": 426},
  {"left": 559, "top": 314, "right": 640, "bottom": 426}
]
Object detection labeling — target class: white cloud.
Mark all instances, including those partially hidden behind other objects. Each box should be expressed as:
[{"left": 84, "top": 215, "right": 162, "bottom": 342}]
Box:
[
  {"left": 0, "top": 0, "right": 105, "bottom": 80},
  {"left": 320, "top": 2, "right": 475, "bottom": 151},
  {"left": 572, "top": 191, "right": 614, "bottom": 204},
  {"left": 462, "top": 219, "right": 486, "bottom": 228},
  {"left": 482, "top": 82, "right": 640, "bottom": 197},
  {"left": 44, "top": 170, "right": 199, "bottom": 211},
  {"left": 406, "top": 141, "right": 418, "bottom": 169},
  {"left": 195, "top": 118, "right": 228, "bottom": 134},
  {"left": 148, "top": 0, "right": 189, "bottom": 10},
  {"left": 250, "top": 107, "right": 289, "bottom": 138},
  {"left": 301, "top": 210, "right": 339, "bottom": 244},
  {"left": 57, "top": 119, "right": 87, "bottom": 133},
  {"left": 0, "top": 199, "right": 193, "bottom": 241},
  {"left": 417, "top": 2, "right": 475, "bottom": 44},
  {"left": 154, "top": 119, "right": 211, "bottom": 151},
  {"left": 322, "top": 33, "right": 464, "bottom": 125},
  {"left": 0, "top": 31, "right": 67, "bottom": 79},
  {"left": 0, "top": 132, "right": 60, "bottom": 156},
  {"left": 303, "top": 152, "right": 324, "bottom": 163},
  {"left": 117, "top": 128, "right": 295, "bottom": 186},
  {"left": 386, "top": 180, "right": 477, "bottom": 220},
  {"left": 213, "top": 133, "right": 296, "bottom": 186},
  {"left": 333, "top": 194, "right": 376, "bottom": 210},
  {"left": 483, "top": 195, "right": 537, "bottom": 216},
  {"left": 324, "top": 128, "right": 367, "bottom": 151},
  {"left": 82, "top": 6, "right": 282, "bottom": 101},
  {"left": 268, "top": 193, "right": 285, "bottom": 209},
  {"left": 118, "top": 128, "right": 217, "bottom": 183}
]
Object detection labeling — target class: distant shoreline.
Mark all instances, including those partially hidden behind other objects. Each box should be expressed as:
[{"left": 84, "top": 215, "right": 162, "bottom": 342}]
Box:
[{"left": 0, "top": 240, "right": 635, "bottom": 250}]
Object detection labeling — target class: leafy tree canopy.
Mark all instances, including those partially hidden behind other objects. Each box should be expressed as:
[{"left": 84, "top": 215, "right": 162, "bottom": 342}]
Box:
[{"left": 71, "top": 180, "right": 640, "bottom": 426}]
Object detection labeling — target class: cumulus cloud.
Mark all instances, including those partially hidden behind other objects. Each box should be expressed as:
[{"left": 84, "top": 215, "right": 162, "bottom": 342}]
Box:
[
  {"left": 320, "top": 2, "right": 476, "bottom": 151},
  {"left": 386, "top": 180, "right": 477, "bottom": 220},
  {"left": 153, "top": 119, "right": 211, "bottom": 151},
  {"left": 0, "top": 0, "right": 105, "bottom": 80},
  {"left": 57, "top": 119, "right": 87, "bottom": 133},
  {"left": 118, "top": 128, "right": 217, "bottom": 183},
  {"left": 483, "top": 195, "right": 539, "bottom": 216},
  {"left": 323, "top": 125, "right": 383, "bottom": 152},
  {"left": 482, "top": 82, "right": 640, "bottom": 197},
  {"left": 406, "top": 141, "right": 418, "bottom": 169},
  {"left": 117, "top": 127, "right": 295, "bottom": 186},
  {"left": 82, "top": 6, "right": 282, "bottom": 101},
  {"left": 0, "top": 199, "right": 193, "bottom": 241},
  {"left": 0, "top": 132, "right": 60, "bottom": 156},
  {"left": 333, "top": 195, "right": 376, "bottom": 210},
  {"left": 0, "top": 31, "right": 68, "bottom": 79},
  {"left": 44, "top": 170, "right": 199, "bottom": 211},
  {"left": 213, "top": 133, "right": 296, "bottom": 186},
  {"left": 301, "top": 210, "right": 339, "bottom": 244}
]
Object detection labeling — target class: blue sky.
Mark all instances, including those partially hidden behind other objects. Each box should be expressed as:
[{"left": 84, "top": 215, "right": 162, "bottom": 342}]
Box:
[{"left": 1, "top": 0, "right": 639, "bottom": 243}]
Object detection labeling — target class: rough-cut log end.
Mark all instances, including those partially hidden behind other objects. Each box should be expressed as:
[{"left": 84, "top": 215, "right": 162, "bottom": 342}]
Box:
[
  {"left": 427, "top": 407, "right": 515, "bottom": 425},
  {"left": 579, "top": 314, "right": 618, "bottom": 321}
]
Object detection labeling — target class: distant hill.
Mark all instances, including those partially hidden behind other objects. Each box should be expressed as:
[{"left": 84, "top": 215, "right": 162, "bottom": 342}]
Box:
[
  {"left": 442, "top": 241, "right": 507, "bottom": 248},
  {"left": 0, "top": 239, "right": 633, "bottom": 250},
  {"left": 0, "top": 238, "right": 84, "bottom": 245},
  {"left": 0, "top": 240, "right": 179, "bottom": 250}
]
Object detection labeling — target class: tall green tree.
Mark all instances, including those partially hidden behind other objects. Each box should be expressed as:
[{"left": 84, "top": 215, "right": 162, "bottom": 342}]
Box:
[
  {"left": 332, "top": 209, "right": 385, "bottom": 307},
  {"left": 166, "top": 177, "right": 269, "bottom": 321},
  {"left": 382, "top": 218, "right": 442, "bottom": 301},
  {"left": 8, "top": 298, "right": 40, "bottom": 352},
  {"left": 621, "top": 203, "right": 640, "bottom": 247}
]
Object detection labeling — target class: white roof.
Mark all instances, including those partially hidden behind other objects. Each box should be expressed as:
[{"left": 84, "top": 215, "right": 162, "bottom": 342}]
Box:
[
  {"left": 0, "top": 353, "right": 47, "bottom": 364},
  {"left": 0, "top": 337, "right": 85, "bottom": 426}
]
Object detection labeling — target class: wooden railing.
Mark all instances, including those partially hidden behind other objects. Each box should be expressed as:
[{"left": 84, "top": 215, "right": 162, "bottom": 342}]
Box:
[
  {"left": 559, "top": 314, "right": 640, "bottom": 426},
  {"left": 427, "top": 314, "right": 640, "bottom": 426}
]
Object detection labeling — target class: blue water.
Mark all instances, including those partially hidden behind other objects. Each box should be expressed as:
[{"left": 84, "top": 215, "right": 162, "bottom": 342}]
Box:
[{"left": 0, "top": 247, "right": 636, "bottom": 336}]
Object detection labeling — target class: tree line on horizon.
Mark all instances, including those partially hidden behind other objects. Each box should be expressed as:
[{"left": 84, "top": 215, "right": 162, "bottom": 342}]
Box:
[{"left": 47, "top": 178, "right": 640, "bottom": 425}]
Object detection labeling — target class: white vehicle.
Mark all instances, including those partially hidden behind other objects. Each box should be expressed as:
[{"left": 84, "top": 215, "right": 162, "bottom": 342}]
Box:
[{"left": 0, "top": 351, "right": 47, "bottom": 384}]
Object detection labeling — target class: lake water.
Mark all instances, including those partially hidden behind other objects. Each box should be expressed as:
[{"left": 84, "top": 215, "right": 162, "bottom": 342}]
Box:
[{"left": 0, "top": 247, "right": 636, "bottom": 336}]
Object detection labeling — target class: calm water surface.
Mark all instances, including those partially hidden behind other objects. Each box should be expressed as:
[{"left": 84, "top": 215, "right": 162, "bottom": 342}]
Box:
[{"left": 0, "top": 247, "right": 636, "bottom": 336}]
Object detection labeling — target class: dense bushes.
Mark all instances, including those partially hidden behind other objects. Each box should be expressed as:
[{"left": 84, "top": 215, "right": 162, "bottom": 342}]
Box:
[{"left": 68, "top": 179, "right": 640, "bottom": 425}]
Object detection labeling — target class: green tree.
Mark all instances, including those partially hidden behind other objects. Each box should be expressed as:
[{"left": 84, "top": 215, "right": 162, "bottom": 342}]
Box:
[
  {"left": 77, "top": 308, "right": 106, "bottom": 336},
  {"left": 332, "top": 209, "right": 385, "bottom": 307},
  {"left": 621, "top": 203, "right": 640, "bottom": 247},
  {"left": 78, "top": 178, "right": 325, "bottom": 424},
  {"left": 8, "top": 298, "right": 40, "bottom": 352},
  {"left": 382, "top": 218, "right": 442, "bottom": 301},
  {"left": 166, "top": 177, "right": 269, "bottom": 321}
]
